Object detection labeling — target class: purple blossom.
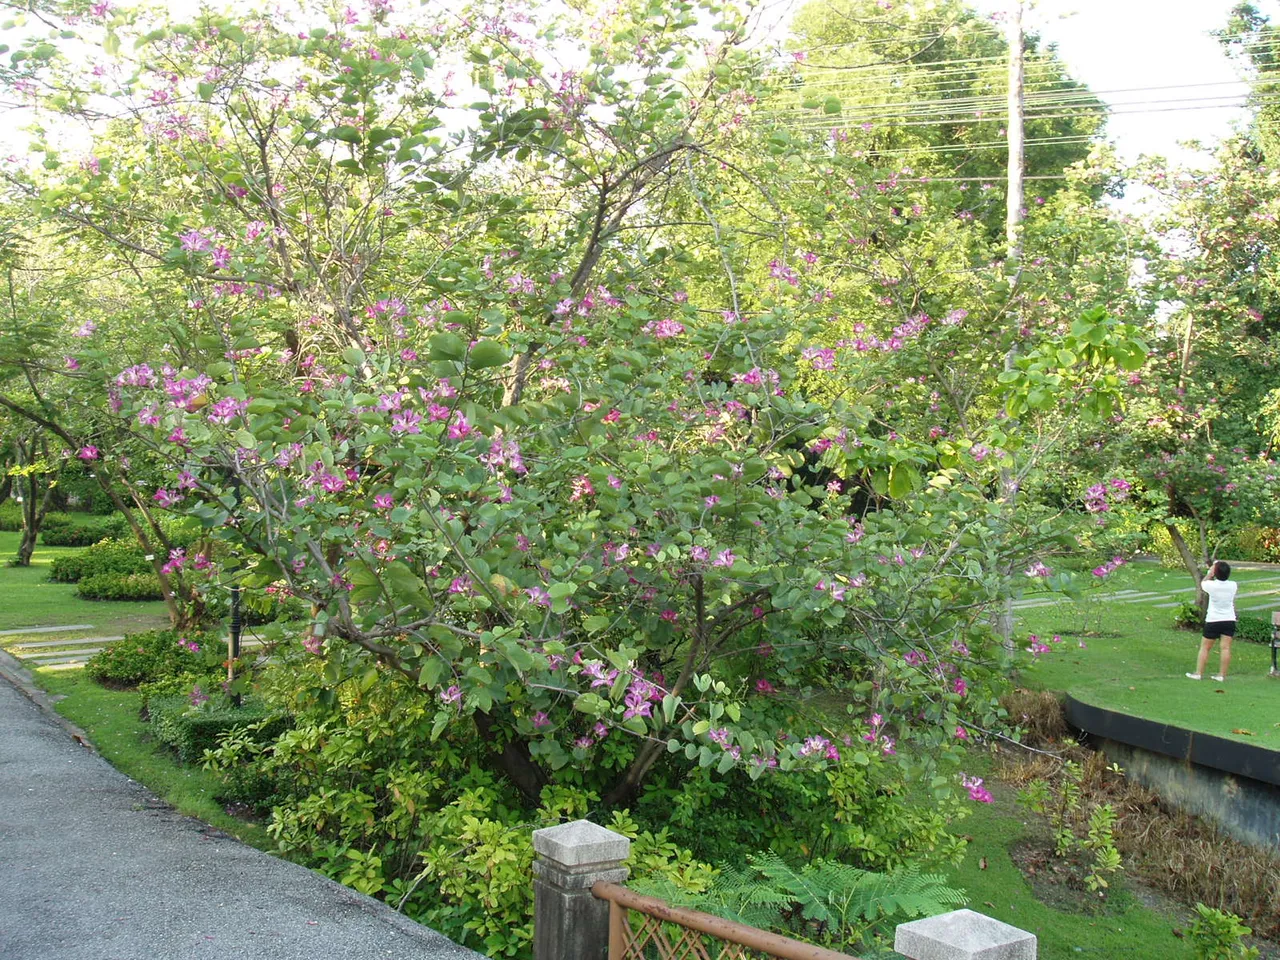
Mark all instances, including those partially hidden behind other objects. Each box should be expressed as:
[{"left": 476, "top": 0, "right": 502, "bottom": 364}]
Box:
[
  {"left": 391, "top": 409, "right": 423, "bottom": 435},
  {"left": 116, "top": 364, "right": 156, "bottom": 388}
]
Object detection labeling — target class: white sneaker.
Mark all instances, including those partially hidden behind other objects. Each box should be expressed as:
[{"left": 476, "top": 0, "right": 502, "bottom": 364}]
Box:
[
  {"left": 1211, "top": 675, "right": 1225, "bottom": 682},
  {"left": 1185, "top": 673, "right": 1201, "bottom": 680}
]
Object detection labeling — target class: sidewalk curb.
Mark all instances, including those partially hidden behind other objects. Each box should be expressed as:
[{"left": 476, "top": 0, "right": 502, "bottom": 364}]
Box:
[{"left": 0, "top": 647, "right": 97, "bottom": 753}]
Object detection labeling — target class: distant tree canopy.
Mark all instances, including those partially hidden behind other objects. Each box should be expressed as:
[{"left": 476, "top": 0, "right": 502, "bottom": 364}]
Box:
[{"left": 784, "top": 0, "right": 1107, "bottom": 232}]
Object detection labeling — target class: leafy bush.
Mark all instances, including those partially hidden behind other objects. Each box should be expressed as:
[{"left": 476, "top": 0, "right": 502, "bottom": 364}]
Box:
[
  {"left": 636, "top": 851, "right": 967, "bottom": 952},
  {"left": 148, "top": 693, "right": 289, "bottom": 763},
  {"left": 0, "top": 501, "right": 21, "bottom": 531},
  {"left": 40, "top": 511, "right": 128, "bottom": 546},
  {"left": 1173, "top": 600, "right": 1203, "bottom": 632},
  {"left": 85, "top": 630, "right": 213, "bottom": 686},
  {"left": 49, "top": 538, "right": 153, "bottom": 583},
  {"left": 1172, "top": 605, "right": 1272, "bottom": 643},
  {"left": 1188, "top": 904, "right": 1259, "bottom": 960},
  {"left": 78, "top": 571, "right": 164, "bottom": 601},
  {"left": 1235, "top": 616, "right": 1273, "bottom": 645},
  {"left": 1220, "top": 525, "right": 1280, "bottom": 564}
]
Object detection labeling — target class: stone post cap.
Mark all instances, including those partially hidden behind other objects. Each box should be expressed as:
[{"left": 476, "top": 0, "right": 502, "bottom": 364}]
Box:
[
  {"left": 532, "top": 819, "right": 631, "bottom": 867},
  {"left": 895, "top": 909, "right": 1037, "bottom": 960}
]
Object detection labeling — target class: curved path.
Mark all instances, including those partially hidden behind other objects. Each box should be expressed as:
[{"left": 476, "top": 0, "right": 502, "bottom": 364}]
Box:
[{"left": 0, "top": 662, "right": 481, "bottom": 960}]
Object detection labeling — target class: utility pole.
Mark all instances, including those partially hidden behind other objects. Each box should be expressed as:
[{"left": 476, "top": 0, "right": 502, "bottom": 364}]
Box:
[
  {"left": 1005, "top": 0, "right": 1025, "bottom": 262},
  {"left": 997, "top": 0, "right": 1025, "bottom": 652}
]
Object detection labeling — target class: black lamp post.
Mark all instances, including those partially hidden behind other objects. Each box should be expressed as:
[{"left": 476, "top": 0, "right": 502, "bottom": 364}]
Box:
[{"left": 226, "top": 472, "right": 243, "bottom": 707}]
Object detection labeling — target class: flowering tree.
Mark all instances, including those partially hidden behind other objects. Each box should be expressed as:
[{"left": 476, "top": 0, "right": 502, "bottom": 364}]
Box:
[{"left": 0, "top": 0, "right": 1148, "bottom": 809}]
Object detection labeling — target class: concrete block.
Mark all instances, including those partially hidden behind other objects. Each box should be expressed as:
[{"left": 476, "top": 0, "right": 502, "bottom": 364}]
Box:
[
  {"left": 532, "top": 818, "right": 630, "bottom": 866},
  {"left": 895, "top": 909, "right": 1037, "bottom": 960}
]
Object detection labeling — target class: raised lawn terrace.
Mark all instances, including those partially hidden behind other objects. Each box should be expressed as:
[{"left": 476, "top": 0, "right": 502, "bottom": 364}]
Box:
[{"left": 1015, "top": 560, "right": 1280, "bottom": 749}]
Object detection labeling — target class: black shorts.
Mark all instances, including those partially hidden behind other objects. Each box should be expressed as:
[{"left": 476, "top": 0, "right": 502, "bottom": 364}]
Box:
[{"left": 1203, "top": 621, "right": 1236, "bottom": 640}]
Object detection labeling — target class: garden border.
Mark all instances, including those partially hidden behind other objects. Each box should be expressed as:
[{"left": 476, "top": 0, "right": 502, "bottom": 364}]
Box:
[{"left": 1064, "top": 695, "right": 1280, "bottom": 787}]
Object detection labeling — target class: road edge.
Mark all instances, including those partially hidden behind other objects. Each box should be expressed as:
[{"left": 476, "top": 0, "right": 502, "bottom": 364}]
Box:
[{"left": 0, "top": 647, "right": 97, "bottom": 752}]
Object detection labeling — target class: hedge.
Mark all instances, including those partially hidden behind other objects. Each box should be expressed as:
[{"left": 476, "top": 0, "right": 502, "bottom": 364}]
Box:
[
  {"left": 78, "top": 571, "right": 165, "bottom": 602},
  {"left": 147, "top": 694, "right": 289, "bottom": 763},
  {"left": 85, "top": 630, "right": 211, "bottom": 686},
  {"left": 41, "top": 512, "right": 129, "bottom": 547},
  {"left": 0, "top": 502, "right": 21, "bottom": 531},
  {"left": 50, "top": 538, "right": 153, "bottom": 583}
]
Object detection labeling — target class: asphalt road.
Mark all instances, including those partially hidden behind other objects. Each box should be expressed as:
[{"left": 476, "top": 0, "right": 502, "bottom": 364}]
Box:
[{"left": 0, "top": 670, "right": 482, "bottom": 960}]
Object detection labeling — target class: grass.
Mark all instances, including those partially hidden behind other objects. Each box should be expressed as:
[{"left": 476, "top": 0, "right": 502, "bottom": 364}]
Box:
[
  {"left": 1015, "top": 561, "right": 1280, "bottom": 747},
  {"left": 31, "top": 668, "right": 272, "bottom": 849},
  {"left": 950, "top": 768, "right": 1200, "bottom": 960},
  {"left": 0, "top": 530, "right": 168, "bottom": 634}
]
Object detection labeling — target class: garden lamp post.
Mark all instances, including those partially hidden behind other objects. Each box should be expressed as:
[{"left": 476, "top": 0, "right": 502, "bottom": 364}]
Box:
[{"left": 226, "top": 471, "right": 243, "bottom": 706}]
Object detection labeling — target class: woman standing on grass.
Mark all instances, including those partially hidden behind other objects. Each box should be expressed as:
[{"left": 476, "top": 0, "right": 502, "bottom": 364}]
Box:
[{"left": 1187, "top": 560, "right": 1238, "bottom": 683}]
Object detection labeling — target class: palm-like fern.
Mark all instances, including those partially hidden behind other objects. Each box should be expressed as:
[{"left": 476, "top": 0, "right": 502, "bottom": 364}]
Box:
[{"left": 635, "top": 852, "right": 966, "bottom": 951}]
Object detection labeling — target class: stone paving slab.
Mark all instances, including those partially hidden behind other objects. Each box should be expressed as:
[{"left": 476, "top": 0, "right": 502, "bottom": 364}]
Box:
[
  {"left": 9, "top": 636, "right": 124, "bottom": 650},
  {"left": 0, "top": 624, "right": 94, "bottom": 637},
  {"left": 23, "top": 648, "right": 112, "bottom": 661},
  {"left": 0, "top": 663, "right": 482, "bottom": 960}
]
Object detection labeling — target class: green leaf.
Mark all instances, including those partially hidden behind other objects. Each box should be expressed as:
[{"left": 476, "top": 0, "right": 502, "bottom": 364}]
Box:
[
  {"left": 467, "top": 340, "right": 509, "bottom": 369},
  {"left": 333, "top": 125, "right": 362, "bottom": 144},
  {"left": 823, "top": 96, "right": 842, "bottom": 114},
  {"left": 429, "top": 332, "right": 467, "bottom": 361}
]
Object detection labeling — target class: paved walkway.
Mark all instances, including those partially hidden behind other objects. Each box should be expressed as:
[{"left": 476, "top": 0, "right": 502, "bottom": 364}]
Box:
[
  {"left": 1013, "top": 574, "right": 1280, "bottom": 615},
  {"left": 0, "top": 663, "right": 481, "bottom": 960},
  {"left": 0, "top": 626, "right": 265, "bottom": 670}
]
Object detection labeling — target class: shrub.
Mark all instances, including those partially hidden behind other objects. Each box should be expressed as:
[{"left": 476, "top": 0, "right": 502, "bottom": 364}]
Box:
[
  {"left": 49, "top": 538, "right": 153, "bottom": 583},
  {"left": 1221, "top": 525, "right": 1280, "bottom": 565},
  {"left": 1173, "top": 600, "right": 1203, "bottom": 632},
  {"left": 1235, "top": 616, "right": 1272, "bottom": 645},
  {"left": 85, "top": 629, "right": 213, "bottom": 686},
  {"left": 1187, "top": 904, "right": 1259, "bottom": 960},
  {"left": 148, "top": 693, "right": 289, "bottom": 763},
  {"left": 0, "top": 501, "right": 21, "bottom": 531},
  {"left": 78, "top": 571, "right": 164, "bottom": 601},
  {"left": 40, "top": 512, "right": 128, "bottom": 546}
]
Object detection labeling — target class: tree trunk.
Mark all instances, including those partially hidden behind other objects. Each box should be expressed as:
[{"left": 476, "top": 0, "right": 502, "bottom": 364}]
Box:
[
  {"left": 473, "top": 710, "right": 549, "bottom": 803},
  {"left": 1165, "top": 521, "right": 1206, "bottom": 611}
]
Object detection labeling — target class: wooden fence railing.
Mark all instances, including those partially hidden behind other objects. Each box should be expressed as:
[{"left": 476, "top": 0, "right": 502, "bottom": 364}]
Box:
[{"left": 591, "top": 881, "right": 857, "bottom": 960}]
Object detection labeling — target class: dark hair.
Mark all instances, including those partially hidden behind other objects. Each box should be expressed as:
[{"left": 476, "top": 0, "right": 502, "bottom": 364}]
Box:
[{"left": 1214, "top": 561, "right": 1231, "bottom": 581}]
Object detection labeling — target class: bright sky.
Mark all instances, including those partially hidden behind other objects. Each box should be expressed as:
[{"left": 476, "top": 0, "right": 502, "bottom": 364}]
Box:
[{"left": 972, "top": 0, "right": 1280, "bottom": 166}]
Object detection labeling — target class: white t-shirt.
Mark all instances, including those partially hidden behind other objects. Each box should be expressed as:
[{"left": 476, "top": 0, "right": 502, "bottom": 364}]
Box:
[{"left": 1202, "top": 578, "right": 1238, "bottom": 623}]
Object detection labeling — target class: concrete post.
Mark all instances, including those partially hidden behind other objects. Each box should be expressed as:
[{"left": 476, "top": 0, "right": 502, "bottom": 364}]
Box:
[
  {"left": 532, "top": 819, "right": 631, "bottom": 960},
  {"left": 895, "top": 909, "right": 1037, "bottom": 960}
]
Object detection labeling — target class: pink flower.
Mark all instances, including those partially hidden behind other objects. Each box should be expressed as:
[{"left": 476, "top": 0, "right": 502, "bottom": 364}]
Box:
[
  {"left": 755, "top": 678, "right": 775, "bottom": 694},
  {"left": 73, "top": 321, "right": 97, "bottom": 337},
  {"left": 373, "top": 494, "right": 395, "bottom": 509},
  {"left": 447, "top": 412, "right": 472, "bottom": 440},
  {"left": 153, "top": 488, "right": 183, "bottom": 508},
  {"left": 440, "top": 684, "right": 462, "bottom": 705},
  {"left": 961, "top": 774, "right": 993, "bottom": 803},
  {"left": 391, "top": 409, "right": 423, "bottom": 435},
  {"left": 569, "top": 475, "right": 595, "bottom": 502},
  {"left": 65, "top": 356, "right": 80, "bottom": 371},
  {"left": 532, "top": 711, "right": 550, "bottom": 728},
  {"left": 712, "top": 549, "right": 735, "bottom": 568},
  {"left": 77, "top": 446, "right": 99, "bottom": 461},
  {"left": 649, "top": 318, "right": 685, "bottom": 338},
  {"left": 955, "top": 726, "right": 969, "bottom": 740}
]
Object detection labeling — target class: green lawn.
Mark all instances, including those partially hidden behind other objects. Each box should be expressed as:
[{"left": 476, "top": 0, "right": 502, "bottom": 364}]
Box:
[
  {"left": 0, "top": 531, "right": 168, "bottom": 633},
  {"left": 950, "top": 769, "right": 1199, "bottom": 960},
  {"left": 1016, "top": 561, "right": 1280, "bottom": 746}
]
